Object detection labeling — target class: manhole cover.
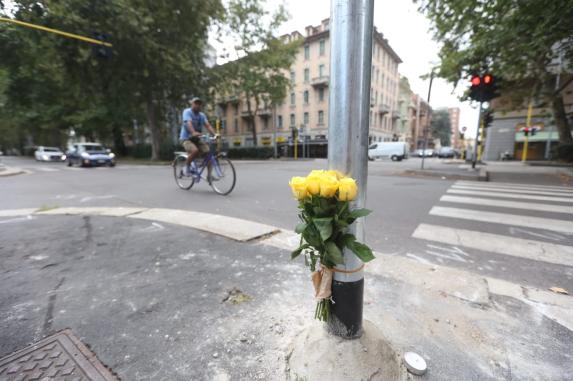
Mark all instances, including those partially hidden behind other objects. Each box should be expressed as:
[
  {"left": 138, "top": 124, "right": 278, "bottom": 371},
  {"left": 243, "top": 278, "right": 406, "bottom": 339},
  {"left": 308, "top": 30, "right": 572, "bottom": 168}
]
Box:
[{"left": 0, "top": 329, "right": 118, "bottom": 381}]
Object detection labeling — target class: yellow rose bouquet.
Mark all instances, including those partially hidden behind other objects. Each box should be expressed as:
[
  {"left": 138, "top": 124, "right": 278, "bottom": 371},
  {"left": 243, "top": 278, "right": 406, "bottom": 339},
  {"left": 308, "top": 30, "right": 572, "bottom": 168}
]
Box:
[{"left": 289, "top": 170, "right": 375, "bottom": 321}]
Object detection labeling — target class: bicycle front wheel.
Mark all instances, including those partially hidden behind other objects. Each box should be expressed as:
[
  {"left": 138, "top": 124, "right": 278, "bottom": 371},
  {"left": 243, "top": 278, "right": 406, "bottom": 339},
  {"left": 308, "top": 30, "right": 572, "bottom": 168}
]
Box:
[
  {"left": 173, "top": 155, "right": 195, "bottom": 190},
  {"left": 210, "top": 157, "right": 236, "bottom": 195}
]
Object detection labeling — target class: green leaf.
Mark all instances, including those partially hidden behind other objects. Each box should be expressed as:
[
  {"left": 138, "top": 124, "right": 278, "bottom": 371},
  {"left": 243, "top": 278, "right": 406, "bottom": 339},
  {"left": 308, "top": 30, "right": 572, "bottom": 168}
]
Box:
[
  {"left": 295, "top": 223, "right": 307, "bottom": 234},
  {"left": 325, "top": 241, "right": 344, "bottom": 264},
  {"left": 291, "top": 243, "right": 309, "bottom": 260},
  {"left": 340, "top": 233, "right": 356, "bottom": 247},
  {"left": 313, "top": 217, "right": 333, "bottom": 241},
  {"left": 348, "top": 241, "right": 375, "bottom": 263},
  {"left": 349, "top": 208, "right": 372, "bottom": 219},
  {"left": 302, "top": 224, "right": 322, "bottom": 248}
]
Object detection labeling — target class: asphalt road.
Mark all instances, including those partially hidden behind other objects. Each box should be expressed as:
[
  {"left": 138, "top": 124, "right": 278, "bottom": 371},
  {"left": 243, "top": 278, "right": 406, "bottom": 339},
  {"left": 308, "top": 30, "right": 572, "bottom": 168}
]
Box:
[{"left": 1, "top": 155, "right": 573, "bottom": 293}]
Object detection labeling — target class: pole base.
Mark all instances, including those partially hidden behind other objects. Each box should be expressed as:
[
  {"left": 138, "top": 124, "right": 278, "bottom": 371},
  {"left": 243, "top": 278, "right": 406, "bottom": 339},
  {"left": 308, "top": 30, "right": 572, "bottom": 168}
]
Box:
[{"left": 328, "top": 279, "right": 364, "bottom": 339}]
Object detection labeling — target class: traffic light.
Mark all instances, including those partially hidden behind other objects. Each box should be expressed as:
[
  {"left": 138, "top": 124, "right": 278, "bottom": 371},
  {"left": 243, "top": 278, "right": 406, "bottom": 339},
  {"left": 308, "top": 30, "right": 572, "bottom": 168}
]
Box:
[
  {"left": 531, "top": 127, "right": 537, "bottom": 136},
  {"left": 468, "top": 73, "right": 499, "bottom": 103},
  {"left": 523, "top": 127, "right": 530, "bottom": 136},
  {"left": 483, "top": 110, "right": 494, "bottom": 128}
]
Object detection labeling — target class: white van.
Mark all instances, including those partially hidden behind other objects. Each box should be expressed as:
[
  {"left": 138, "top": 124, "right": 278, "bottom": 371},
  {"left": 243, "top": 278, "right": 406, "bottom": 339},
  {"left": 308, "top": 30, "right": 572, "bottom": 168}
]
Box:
[{"left": 368, "top": 142, "right": 408, "bottom": 161}]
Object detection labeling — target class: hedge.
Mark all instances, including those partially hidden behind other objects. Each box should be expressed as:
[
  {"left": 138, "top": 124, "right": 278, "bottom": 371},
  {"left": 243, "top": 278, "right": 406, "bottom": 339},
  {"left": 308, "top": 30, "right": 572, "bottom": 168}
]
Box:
[
  {"left": 226, "top": 147, "right": 274, "bottom": 159},
  {"left": 552, "top": 143, "right": 573, "bottom": 162}
]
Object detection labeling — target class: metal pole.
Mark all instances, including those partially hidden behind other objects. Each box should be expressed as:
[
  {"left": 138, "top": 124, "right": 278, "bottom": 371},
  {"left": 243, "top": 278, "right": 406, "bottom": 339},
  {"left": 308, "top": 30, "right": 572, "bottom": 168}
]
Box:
[
  {"left": 420, "top": 71, "right": 434, "bottom": 170},
  {"left": 522, "top": 102, "right": 533, "bottom": 162},
  {"left": 273, "top": 105, "right": 278, "bottom": 158},
  {"left": 327, "top": 0, "right": 374, "bottom": 339},
  {"left": 472, "top": 102, "right": 483, "bottom": 169}
]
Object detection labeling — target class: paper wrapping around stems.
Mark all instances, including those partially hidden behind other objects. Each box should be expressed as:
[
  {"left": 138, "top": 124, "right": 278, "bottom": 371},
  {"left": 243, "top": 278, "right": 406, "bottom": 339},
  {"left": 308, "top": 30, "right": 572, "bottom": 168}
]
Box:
[{"left": 312, "top": 267, "right": 333, "bottom": 300}]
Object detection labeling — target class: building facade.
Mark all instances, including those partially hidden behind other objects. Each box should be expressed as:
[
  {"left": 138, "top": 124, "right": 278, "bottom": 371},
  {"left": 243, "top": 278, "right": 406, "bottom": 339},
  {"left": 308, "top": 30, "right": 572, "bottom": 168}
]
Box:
[
  {"left": 216, "top": 19, "right": 402, "bottom": 147},
  {"left": 408, "top": 93, "right": 432, "bottom": 151},
  {"left": 448, "top": 107, "right": 460, "bottom": 148},
  {"left": 483, "top": 76, "right": 573, "bottom": 161}
]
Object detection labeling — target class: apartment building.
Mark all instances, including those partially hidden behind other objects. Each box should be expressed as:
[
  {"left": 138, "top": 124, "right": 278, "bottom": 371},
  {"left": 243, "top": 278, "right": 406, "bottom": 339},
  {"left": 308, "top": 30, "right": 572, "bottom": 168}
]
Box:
[
  {"left": 448, "top": 107, "right": 460, "bottom": 148},
  {"left": 216, "top": 19, "right": 402, "bottom": 147}
]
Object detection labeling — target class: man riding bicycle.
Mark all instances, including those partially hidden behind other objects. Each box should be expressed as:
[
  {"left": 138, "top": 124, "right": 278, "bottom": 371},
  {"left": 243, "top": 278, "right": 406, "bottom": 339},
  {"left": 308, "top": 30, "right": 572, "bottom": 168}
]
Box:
[{"left": 180, "top": 97, "right": 218, "bottom": 177}]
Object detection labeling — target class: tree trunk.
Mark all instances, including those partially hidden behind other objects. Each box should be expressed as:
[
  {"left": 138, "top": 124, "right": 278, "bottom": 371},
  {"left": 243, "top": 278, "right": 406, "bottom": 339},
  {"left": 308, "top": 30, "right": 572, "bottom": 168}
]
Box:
[
  {"left": 246, "top": 98, "right": 258, "bottom": 146},
  {"left": 551, "top": 93, "right": 572, "bottom": 145},
  {"left": 112, "top": 122, "right": 126, "bottom": 156},
  {"left": 146, "top": 97, "right": 162, "bottom": 160}
]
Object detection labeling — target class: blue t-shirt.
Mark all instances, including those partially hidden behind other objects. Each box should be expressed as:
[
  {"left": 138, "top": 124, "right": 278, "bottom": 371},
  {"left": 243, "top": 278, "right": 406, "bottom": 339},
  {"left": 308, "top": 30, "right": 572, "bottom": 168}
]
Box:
[{"left": 180, "top": 109, "right": 207, "bottom": 140}]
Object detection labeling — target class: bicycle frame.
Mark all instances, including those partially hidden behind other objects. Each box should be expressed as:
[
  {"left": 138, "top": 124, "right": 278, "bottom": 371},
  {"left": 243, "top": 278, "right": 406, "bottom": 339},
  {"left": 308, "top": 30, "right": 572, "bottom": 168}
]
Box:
[{"left": 191, "top": 152, "right": 223, "bottom": 182}]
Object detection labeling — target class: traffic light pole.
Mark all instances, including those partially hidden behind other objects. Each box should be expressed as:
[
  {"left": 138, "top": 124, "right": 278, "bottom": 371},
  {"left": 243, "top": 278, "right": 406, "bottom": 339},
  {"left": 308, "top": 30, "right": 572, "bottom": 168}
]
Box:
[
  {"left": 327, "top": 0, "right": 374, "bottom": 338},
  {"left": 521, "top": 101, "right": 533, "bottom": 162},
  {"left": 472, "top": 102, "right": 483, "bottom": 169},
  {"left": 420, "top": 70, "right": 435, "bottom": 170}
]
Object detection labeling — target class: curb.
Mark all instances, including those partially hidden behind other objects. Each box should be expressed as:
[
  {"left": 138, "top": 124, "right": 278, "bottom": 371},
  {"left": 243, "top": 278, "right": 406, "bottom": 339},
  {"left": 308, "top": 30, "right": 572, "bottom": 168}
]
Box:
[
  {"left": 402, "top": 168, "right": 489, "bottom": 182},
  {"left": 0, "top": 205, "right": 571, "bottom": 330},
  {"left": 0, "top": 166, "right": 26, "bottom": 177}
]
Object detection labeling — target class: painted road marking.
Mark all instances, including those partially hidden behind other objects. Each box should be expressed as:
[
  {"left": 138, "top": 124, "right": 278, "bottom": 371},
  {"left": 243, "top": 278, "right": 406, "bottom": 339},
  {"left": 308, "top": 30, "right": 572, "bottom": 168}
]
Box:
[
  {"left": 413, "top": 223, "right": 573, "bottom": 266},
  {"left": 455, "top": 181, "right": 573, "bottom": 192},
  {"left": 429, "top": 206, "right": 573, "bottom": 234},
  {"left": 440, "top": 195, "right": 573, "bottom": 214},
  {"left": 452, "top": 184, "right": 573, "bottom": 197},
  {"left": 447, "top": 189, "right": 573, "bottom": 203}
]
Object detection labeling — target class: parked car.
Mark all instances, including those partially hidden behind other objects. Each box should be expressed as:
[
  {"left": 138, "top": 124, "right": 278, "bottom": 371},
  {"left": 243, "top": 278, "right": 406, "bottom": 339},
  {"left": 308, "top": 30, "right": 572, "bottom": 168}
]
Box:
[
  {"left": 67, "top": 143, "right": 116, "bottom": 167},
  {"left": 368, "top": 142, "right": 408, "bottom": 161},
  {"left": 437, "top": 147, "right": 455, "bottom": 158},
  {"left": 424, "top": 149, "right": 434, "bottom": 157},
  {"left": 34, "top": 146, "right": 66, "bottom": 162}
]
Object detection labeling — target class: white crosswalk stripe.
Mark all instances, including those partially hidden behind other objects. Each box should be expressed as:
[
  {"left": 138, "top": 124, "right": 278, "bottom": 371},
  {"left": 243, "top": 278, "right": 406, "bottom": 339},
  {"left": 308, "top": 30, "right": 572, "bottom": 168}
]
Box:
[
  {"left": 440, "top": 195, "right": 573, "bottom": 214},
  {"left": 452, "top": 184, "right": 573, "bottom": 197},
  {"left": 455, "top": 180, "right": 573, "bottom": 192},
  {"left": 447, "top": 188, "right": 573, "bottom": 203},
  {"left": 411, "top": 180, "right": 573, "bottom": 270}
]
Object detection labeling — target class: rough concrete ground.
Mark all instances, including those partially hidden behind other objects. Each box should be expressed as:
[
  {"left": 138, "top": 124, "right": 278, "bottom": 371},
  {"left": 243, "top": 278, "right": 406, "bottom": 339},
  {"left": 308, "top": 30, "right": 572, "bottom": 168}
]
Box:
[{"left": 1, "top": 214, "right": 572, "bottom": 380}]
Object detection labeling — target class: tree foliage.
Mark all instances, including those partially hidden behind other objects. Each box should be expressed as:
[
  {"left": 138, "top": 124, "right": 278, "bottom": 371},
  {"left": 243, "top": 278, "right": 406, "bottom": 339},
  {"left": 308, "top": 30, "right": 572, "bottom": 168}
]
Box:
[
  {"left": 0, "top": 0, "right": 223, "bottom": 158},
  {"left": 430, "top": 108, "right": 451, "bottom": 146},
  {"left": 417, "top": 0, "right": 573, "bottom": 144},
  {"left": 211, "top": 0, "right": 300, "bottom": 146}
]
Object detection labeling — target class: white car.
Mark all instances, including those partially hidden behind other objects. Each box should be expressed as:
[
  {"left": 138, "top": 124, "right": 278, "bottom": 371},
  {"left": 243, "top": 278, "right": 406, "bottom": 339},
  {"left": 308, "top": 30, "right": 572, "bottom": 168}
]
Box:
[
  {"left": 368, "top": 142, "right": 408, "bottom": 161},
  {"left": 34, "top": 146, "right": 66, "bottom": 162}
]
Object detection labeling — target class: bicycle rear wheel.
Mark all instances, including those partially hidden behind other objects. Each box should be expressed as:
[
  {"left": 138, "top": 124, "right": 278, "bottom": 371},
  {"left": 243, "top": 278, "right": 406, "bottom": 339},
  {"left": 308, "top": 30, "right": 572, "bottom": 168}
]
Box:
[
  {"left": 210, "top": 157, "right": 236, "bottom": 195},
  {"left": 173, "top": 155, "right": 195, "bottom": 190}
]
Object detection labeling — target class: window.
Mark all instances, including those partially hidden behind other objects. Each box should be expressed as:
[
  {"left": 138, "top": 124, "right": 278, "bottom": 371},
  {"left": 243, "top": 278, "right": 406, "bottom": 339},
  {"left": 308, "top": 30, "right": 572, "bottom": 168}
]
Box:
[
  {"left": 263, "top": 117, "right": 269, "bottom": 130},
  {"left": 290, "top": 113, "right": 295, "bottom": 126},
  {"left": 304, "top": 44, "right": 310, "bottom": 59},
  {"left": 318, "top": 110, "right": 324, "bottom": 124},
  {"left": 290, "top": 71, "right": 295, "bottom": 83},
  {"left": 304, "top": 68, "right": 310, "bottom": 82},
  {"left": 304, "top": 112, "right": 309, "bottom": 125},
  {"left": 319, "top": 39, "right": 325, "bottom": 55},
  {"left": 318, "top": 87, "right": 325, "bottom": 102},
  {"left": 319, "top": 64, "right": 325, "bottom": 77},
  {"left": 303, "top": 90, "right": 309, "bottom": 104},
  {"left": 290, "top": 92, "right": 295, "bottom": 106},
  {"left": 234, "top": 104, "right": 239, "bottom": 115},
  {"left": 278, "top": 115, "right": 283, "bottom": 129},
  {"left": 234, "top": 118, "right": 239, "bottom": 132}
]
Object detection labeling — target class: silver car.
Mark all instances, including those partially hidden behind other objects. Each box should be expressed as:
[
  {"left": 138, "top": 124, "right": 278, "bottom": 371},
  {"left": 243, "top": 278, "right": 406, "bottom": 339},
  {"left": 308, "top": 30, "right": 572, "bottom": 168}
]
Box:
[{"left": 34, "top": 146, "right": 66, "bottom": 162}]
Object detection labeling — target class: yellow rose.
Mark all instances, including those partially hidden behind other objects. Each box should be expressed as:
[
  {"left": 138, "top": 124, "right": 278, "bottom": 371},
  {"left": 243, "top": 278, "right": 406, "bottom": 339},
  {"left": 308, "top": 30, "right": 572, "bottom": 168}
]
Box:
[
  {"left": 338, "top": 177, "right": 358, "bottom": 201},
  {"left": 325, "top": 170, "right": 344, "bottom": 180},
  {"left": 289, "top": 176, "right": 308, "bottom": 200},
  {"left": 319, "top": 175, "right": 339, "bottom": 198},
  {"left": 308, "top": 169, "right": 325, "bottom": 178},
  {"left": 305, "top": 175, "right": 321, "bottom": 195}
]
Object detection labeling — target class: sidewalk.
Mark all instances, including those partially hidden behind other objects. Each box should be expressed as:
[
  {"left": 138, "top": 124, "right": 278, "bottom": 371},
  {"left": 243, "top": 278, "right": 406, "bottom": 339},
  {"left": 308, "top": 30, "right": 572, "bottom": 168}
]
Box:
[
  {"left": 0, "top": 164, "right": 25, "bottom": 177},
  {"left": 1, "top": 207, "right": 572, "bottom": 380}
]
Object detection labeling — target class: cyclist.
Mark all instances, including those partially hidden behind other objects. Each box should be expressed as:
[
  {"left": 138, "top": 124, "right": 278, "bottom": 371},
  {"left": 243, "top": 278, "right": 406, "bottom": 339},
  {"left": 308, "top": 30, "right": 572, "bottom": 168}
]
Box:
[{"left": 180, "top": 97, "right": 218, "bottom": 177}]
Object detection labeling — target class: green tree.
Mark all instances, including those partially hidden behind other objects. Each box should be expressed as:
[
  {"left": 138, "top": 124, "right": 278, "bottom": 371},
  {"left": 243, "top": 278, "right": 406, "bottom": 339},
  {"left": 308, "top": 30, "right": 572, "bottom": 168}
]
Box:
[
  {"left": 212, "top": 0, "right": 300, "bottom": 146},
  {"left": 1, "top": 0, "right": 224, "bottom": 159},
  {"left": 417, "top": 0, "right": 573, "bottom": 145},
  {"left": 430, "top": 108, "right": 451, "bottom": 146}
]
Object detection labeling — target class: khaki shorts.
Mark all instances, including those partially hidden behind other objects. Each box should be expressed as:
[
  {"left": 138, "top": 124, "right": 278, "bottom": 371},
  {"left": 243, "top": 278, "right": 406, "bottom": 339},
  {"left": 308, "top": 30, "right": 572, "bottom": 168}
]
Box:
[{"left": 182, "top": 139, "right": 210, "bottom": 155}]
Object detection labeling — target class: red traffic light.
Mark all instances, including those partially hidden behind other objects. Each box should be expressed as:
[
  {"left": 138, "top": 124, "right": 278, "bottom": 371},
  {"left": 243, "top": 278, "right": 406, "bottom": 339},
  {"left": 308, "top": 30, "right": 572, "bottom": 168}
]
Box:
[
  {"left": 471, "top": 76, "right": 481, "bottom": 86},
  {"left": 483, "top": 74, "right": 493, "bottom": 84}
]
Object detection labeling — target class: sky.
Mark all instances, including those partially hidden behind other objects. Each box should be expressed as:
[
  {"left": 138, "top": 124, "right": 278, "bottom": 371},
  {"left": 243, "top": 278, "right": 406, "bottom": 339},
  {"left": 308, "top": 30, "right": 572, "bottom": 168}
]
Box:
[{"left": 232, "top": 0, "right": 480, "bottom": 137}]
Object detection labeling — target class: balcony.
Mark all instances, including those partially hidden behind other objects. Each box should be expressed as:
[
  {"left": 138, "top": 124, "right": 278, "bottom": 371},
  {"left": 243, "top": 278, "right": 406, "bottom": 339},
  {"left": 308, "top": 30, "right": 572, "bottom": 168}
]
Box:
[
  {"left": 311, "top": 76, "right": 329, "bottom": 88},
  {"left": 391, "top": 110, "right": 400, "bottom": 119},
  {"left": 217, "top": 95, "right": 239, "bottom": 105},
  {"left": 377, "top": 104, "right": 390, "bottom": 115}
]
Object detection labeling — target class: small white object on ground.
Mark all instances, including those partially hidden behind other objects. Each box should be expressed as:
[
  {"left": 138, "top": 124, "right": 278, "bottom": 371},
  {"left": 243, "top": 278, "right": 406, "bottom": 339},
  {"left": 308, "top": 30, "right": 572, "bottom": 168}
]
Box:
[{"left": 403, "top": 351, "right": 427, "bottom": 376}]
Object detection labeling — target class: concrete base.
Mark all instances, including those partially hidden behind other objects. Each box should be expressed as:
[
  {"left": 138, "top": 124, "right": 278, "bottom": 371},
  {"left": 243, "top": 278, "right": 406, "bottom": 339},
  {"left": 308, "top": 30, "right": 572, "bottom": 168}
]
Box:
[{"left": 287, "top": 320, "right": 411, "bottom": 381}]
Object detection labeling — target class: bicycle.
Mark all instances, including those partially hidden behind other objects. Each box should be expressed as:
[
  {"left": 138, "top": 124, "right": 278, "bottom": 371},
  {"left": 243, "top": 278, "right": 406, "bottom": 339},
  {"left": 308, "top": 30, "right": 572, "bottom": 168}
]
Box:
[{"left": 172, "top": 136, "right": 236, "bottom": 195}]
